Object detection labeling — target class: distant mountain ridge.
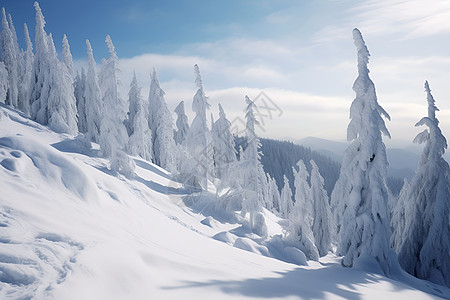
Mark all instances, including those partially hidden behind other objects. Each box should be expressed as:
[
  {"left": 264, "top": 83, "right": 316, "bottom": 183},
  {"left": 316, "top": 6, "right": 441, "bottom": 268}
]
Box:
[{"left": 298, "top": 136, "right": 418, "bottom": 180}]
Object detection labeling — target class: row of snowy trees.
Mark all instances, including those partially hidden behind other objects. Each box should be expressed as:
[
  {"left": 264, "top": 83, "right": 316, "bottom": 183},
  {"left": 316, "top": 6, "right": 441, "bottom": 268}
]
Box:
[
  {"left": 1, "top": 2, "right": 448, "bottom": 288},
  {"left": 0, "top": 2, "right": 289, "bottom": 240},
  {"left": 330, "top": 28, "right": 449, "bottom": 287}
]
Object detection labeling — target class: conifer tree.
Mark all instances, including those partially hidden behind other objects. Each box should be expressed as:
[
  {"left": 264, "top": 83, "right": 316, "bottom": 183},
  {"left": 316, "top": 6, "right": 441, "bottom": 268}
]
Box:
[
  {"left": 18, "top": 23, "right": 33, "bottom": 115},
  {"left": 84, "top": 40, "right": 102, "bottom": 142},
  {"left": 185, "top": 64, "right": 214, "bottom": 186},
  {"left": 0, "top": 8, "right": 19, "bottom": 108},
  {"left": 241, "top": 95, "right": 267, "bottom": 237},
  {"left": 395, "top": 81, "right": 450, "bottom": 287},
  {"left": 310, "top": 160, "right": 333, "bottom": 256},
  {"left": 174, "top": 101, "right": 189, "bottom": 145},
  {"left": 0, "top": 62, "right": 8, "bottom": 103},
  {"left": 127, "top": 72, "right": 152, "bottom": 161},
  {"left": 45, "top": 33, "right": 78, "bottom": 134},
  {"left": 211, "top": 103, "right": 237, "bottom": 178},
  {"left": 280, "top": 175, "right": 293, "bottom": 218},
  {"left": 330, "top": 28, "right": 393, "bottom": 274},
  {"left": 287, "top": 160, "right": 319, "bottom": 260},
  {"left": 148, "top": 68, "right": 176, "bottom": 172},
  {"left": 74, "top": 68, "right": 87, "bottom": 133},
  {"left": 61, "top": 34, "right": 73, "bottom": 76},
  {"left": 98, "top": 35, "right": 128, "bottom": 156},
  {"left": 30, "top": 2, "right": 50, "bottom": 124}
]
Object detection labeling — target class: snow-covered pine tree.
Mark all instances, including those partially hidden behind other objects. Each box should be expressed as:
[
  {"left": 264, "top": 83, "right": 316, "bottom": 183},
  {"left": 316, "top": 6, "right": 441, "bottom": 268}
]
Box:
[
  {"left": 84, "top": 40, "right": 102, "bottom": 143},
  {"left": 174, "top": 101, "right": 189, "bottom": 145},
  {"left": 280, "top": 175, "right": 293, "bottom": 218},
  {"left": 269, "top": 175, "right": 281, "bottom": 213},
  {"left": 0, "top": 8, "right": 19, "bottom": 108},
  {"left": 241, "top": 95, "right": 267, "bottom": 237},
  {"left": 74, "top": 68, "right": 87, "bottom": 133},
  {"left": 395, "top": 81, "right": 450, "bottom": 287},
  {"left": 30, "top": 2, "right": 49, "bottom": 124},
  {"left": 127, "top": 72, "right": 152, "bottom": 161},
  {"left": 6, "top": 13, "right": 19, "bottom": 56},
  {"left": 390, "top": 178, "right": 410, "bottom": 251},
  {"left": 18, "top": 23, "right": 33, "bottom": 115},
  {"left": 148, "top": 68, "right": 176, "bottom": 172},
  {"left": 98, "top": 35, "right": 128, "bottom": 157},
  {"left": 61, "top": 34, "right": 73, "bottom": 76},
  {"left": 287, "top": 160, "right": 319, "bottom": 261},
  {"left": 211, "top": 103, "right": 237, "bottom": 178},
  {"left": 185, "top": 64, "right": 214, "bottom": 187},
  {"left": 45, "top": 33, "right": 78, "bottom": 134},
  {"left": 310, "top": 159, "right": 333, "bottom": 257},
  {"left": 0, "top": 62, "right": 8, "bottom": 103},
  {"left": 330, "top": 28, "right": 393, "bottom": 275}
]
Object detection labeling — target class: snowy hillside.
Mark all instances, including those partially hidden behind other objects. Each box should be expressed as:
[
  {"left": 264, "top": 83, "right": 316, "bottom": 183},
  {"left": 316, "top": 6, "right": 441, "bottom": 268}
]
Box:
[{"left": 1, "top": 105, "right": 449, "bottom": 299}]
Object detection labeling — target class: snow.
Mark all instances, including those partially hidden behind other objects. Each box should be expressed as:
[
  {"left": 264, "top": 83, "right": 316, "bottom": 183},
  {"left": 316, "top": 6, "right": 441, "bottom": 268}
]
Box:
[{"left": 0, "top": 104, "right": 449, "bottom": 299}]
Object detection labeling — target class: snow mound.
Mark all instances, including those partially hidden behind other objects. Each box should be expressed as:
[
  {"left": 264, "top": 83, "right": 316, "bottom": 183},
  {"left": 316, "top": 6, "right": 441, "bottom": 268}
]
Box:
[
  {"left": 234, "top": 237, "right": 270, "bottom": 257},
  {"left": 0, "top": 135, "right": 96, "bottom": 200},
  {"left": 213, "top": 231, "right": 237, "bottom": 245}
]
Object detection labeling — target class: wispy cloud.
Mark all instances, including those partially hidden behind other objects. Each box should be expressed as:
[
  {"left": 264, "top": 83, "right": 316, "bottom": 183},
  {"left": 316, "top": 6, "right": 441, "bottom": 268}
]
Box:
[{"left": 313, "top": 0, "right": 450, "bottom": 43}]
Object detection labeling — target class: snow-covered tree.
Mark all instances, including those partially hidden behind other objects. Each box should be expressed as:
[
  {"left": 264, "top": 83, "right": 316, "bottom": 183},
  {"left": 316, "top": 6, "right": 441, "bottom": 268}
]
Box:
[
  {"left": 280, "top": 175, "right": 293, "bottom": 218},
  {"left": 390, "top": 178, "right": 410, "bottom": 251},
  {"left": 6, "top": 13, "right": 19, "bottom": 54},
  {"left": 18, "top": 23, "right": 33, "bottom": 115},
  {"left": 330, "top": 28, "right": 393, "bottom": 275},
  {"left": 268, "top": 175, "right": 281, "bottom": 213},
  {"left": 310, "top": 160, "right": 333, "bottom": 257},
  {"left": 127, "top": 72, "right": 152, "bottom": 161},
  {"left": 148, "top": 68, "right": 176, "bottom": 172},
  {"left": 84, "top": 40, "right": 102, "bottom": 143},
  {"left": 30, "top": 2, "right": 50, "bottom": 124},
  {"left": 174, "top": 101, "right": 189, "bottom": 145},
  {"left": 185, "top": 64, "right": 214, "bottom": 186},
  {"left": 395, "top": 81, "right": 450, "bottom": 287},
  {"left": 61, "top": 34, "right": 73, "bottom": 76},
  {"left": 211, "top": 103, "right": 237, "bottom": 178},
  {"left": 241, "top": 95, "right": 267, "bottom": 237},
  {"left": 287, "top": 160, "right": 319, "bottom": 260},
  {"left": 0, "top": 62, "right": 8, "bottom": 103},
  {"left": 28, "top": 3, "right": 77, "bottom": 134},
  {"left": 0, "top": 8, "right": 19, "bottom": 108},
  {"left": 74, "top": 68, "right": 87, "bottom": 133},
  {"left": 98, "top": 35, "right": 128, "bottom": 157},
  {"left": 45, "top": 33, "right": 78, "bottom": 134}
]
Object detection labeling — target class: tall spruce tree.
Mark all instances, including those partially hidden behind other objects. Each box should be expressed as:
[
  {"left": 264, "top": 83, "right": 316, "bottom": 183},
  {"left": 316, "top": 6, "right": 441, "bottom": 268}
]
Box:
[
  {"left": 18, "top": 23, "right": 33, "bottom": 115},
  {"left": 84, "top": 40, "right": 102, "bottom": 143},
  {"left": 395, "top": 81, "right": 450, "bottom": 287},
  {"left": 288, "top": 160, "right": 319, "bottom": 261},
  {"left": 148, "top": 68, "right": 176, "bottom": 172},
  {"left": 0, "top": 8, "right": 19, "bottom": 108},
  {"left": 310, "top": 160, "right": 334, "bottom": 257},
  {"left": 330, "top": 28, "right": 393, "bottom": 275},
  {"left": 127, "top": 72, "right": 152, "bottom": 161},
  {"left": 211, "top": 103, "right": 237, "bottom": 178},
  {"left": 98, "top": 35, "right": 128, "bottom": 156},
  {"left": 241, "top": 95, "right": 267, "bottom": 237},
  {"left": 174, "top": 100, "right": 189, "bottom": 145}
]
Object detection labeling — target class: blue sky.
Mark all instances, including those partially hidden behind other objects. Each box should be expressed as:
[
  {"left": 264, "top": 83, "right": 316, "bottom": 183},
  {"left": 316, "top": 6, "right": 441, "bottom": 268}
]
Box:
[{"left": 3, "top": 0, "right": 450, "bottom": 146}]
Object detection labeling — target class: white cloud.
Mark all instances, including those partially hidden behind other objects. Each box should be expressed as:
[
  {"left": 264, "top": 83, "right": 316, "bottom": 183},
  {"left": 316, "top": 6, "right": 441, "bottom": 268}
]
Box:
[{"left": 313, "top": 0, "right": 450, "bottom": 42}]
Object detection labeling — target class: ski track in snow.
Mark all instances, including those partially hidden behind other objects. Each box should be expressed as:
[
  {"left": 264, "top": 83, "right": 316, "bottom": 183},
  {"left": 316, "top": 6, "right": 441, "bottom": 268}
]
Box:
[{"left": 0, "top": 210, "right": 83, "bottom": 299}]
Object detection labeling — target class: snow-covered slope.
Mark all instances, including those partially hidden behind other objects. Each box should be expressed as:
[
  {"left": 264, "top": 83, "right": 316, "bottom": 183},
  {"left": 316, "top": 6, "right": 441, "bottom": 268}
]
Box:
[{"left": 0, "top": 105, "right": 449, "bottom": 299}]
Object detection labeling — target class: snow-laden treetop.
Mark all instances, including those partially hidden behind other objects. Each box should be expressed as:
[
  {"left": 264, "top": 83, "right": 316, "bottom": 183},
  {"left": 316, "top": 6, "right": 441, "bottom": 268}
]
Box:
[
  {"left": 347, "top": 28, "right": 390, "bottom": 142},
  {"left": 413, "top": 81, "right": 448, "bottom": 157}
]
